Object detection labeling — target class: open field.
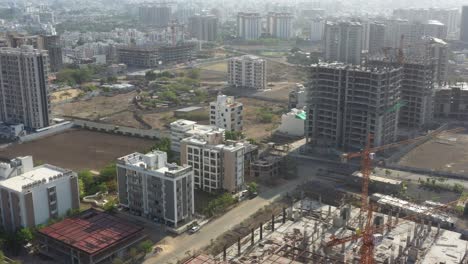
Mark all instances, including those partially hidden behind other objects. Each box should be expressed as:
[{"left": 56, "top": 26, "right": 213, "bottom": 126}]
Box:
[
  {"left": 398, "top": 132, "right": 468, "bottom": 175},
  {"left": 53, "top": 91, "right": 137, "bottom": 120},
  {"left": 51, "top": 88, "right": 82, "bottom": 103},
  {"left": 0, "top": 129, "right": 155, "bottom": 171},
  {"left": 199, "top": 61, "right": 228, "bottom": 72},
  {"left": 238, "top": 97, "right": 285, "bottom": 141},
  {"left": 101, "top": 111, "right": 146, "bottom": 129}
]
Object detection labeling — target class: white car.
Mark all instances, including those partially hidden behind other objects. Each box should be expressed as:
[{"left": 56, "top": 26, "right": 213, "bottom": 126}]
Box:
[{"left": 189, "top": 225, "right": 200, "bottom": 234}]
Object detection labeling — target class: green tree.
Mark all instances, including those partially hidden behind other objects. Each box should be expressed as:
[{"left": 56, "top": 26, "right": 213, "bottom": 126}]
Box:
[
  {"left": 225, "top": 131, "right": 244, "bottom": 140},
  {"left": 103, "top": 200, "right": 116, "bottom": 213},
  {"left": 145, "top": 71, "right": 158, "bottom": 81},
  {"left": 78, "top": 178, "right": 85, "bottom": 198},
  {"left": 138, "top": 240, "right": 153, "bottom": 254},
  {"left": 16, "top": 228, "right": 34, "bottom": 245},
  {"left": 112, "top": 257, "right": 124, "bottom": 264},
  {"left": 187, "top": 69, "right": 200, "bottom": 80},
  {"left": 247, "top": 182, "right": 258, "bottom": 194},
  {"left": 99, "top": 182, "right": 108, "bottom": 193},
  {"left": 99, "top": 163, "right": 117, "bottom": 183},
  {"left": 453, "top": 183, "right": 464, "bottom": 193},
  {"left": 129, "top": 247, "right": 138, "bottom": 261},
  {"left": 107, "top": 76, "right": 118, "bottom": 84}
]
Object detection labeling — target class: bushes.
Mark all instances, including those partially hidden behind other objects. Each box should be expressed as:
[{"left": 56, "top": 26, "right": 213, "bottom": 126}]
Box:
[
  {"left": 78, "top": 163, "right": 117, "bottom": 197},
  {"left": 204, "top": 193, "right": 237, "bottom": 217},
  {"left": 225, "top": 131, "right": 244, "bottom": 140}
]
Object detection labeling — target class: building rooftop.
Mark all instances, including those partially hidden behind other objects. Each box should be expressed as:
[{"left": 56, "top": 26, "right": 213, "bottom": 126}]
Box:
[
  {"left": 0, "top": 164, "right": 71, "bottom": 192},
  {"left": 171, "top": 119, "right": 197, "bottom": 128},
  {"left": 118, "top": 151, "right": 190, "bottom": 177},
  {"left": 39, "top": 209, "right": 144, "bottom": 256},
  {"left": 175, "top": 106, "right": 204, "bottom": 113}
]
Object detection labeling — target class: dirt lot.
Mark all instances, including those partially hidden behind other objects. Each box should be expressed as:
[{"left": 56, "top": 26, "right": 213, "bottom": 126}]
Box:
[
  {"left": 101, "top": 111, "right": 146, "bottom": 129},
  {"left": 0, "top": 129, "right": 155, "bottom": 171},
  {"left": 398, "top": 132, "right": 468, "bottom": 175},
  {"left": 53, "top": 91, "right": 137, "bottom": 120},
  {"left": 238, "top": 97, "right": 286, "bottom": 141},
  {"left": 51, "top": 88, "right": 82, "bottom": 103}
]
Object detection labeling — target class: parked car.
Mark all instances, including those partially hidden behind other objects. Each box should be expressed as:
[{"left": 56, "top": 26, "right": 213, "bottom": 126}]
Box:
[{"left": 189, "top": 225, "right": 200, "bottom": 234}]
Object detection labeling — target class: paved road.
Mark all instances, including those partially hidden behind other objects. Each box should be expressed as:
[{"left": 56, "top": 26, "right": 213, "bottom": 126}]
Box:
[{"left": 143, "top": 177, "right": 305, "bottom": 264}]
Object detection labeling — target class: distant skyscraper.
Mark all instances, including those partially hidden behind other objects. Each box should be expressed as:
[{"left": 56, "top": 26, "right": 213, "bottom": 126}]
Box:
[
  {"left": 0, "top": 46, "right": 50, "bottom": 129},
  {"left": 188, "top": 15, "right": 219, "bottom": 42},
  {"left": 266, "top": 12, "right": 294, "bottom": 39},
  {"left": 138, "top": 4, "right": 171, "bottom": 27},
  {"left": 368, "top": 22, "right": 386, "bottom": 55},
  {"left": 237, "top": 12, "right": 261, "bottom": 40},
  {"left": 323, "top": 21, "right": 363, "bottom": 65},
  {"left": 40, "top": 35, "right": 63, "bottom": 72},
  {"left": 461, "top": 6, "right": 468, "bottom": 42},
  {"left": 310, "top": 18, "right": 325, "bottom": 42}
]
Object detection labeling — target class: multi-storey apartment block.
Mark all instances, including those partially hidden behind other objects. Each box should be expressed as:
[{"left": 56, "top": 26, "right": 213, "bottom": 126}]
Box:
[
  {"left": 434, "top": 83, "right": 468, "bottom": 121},
  {"left": 237, "top": 13, "right": 262, "bottom": 40},
  {"left": 323, "top": 21, "right": 363, "bottom": 65},
  {"left": 0, "top": 46, "right": 50, "bottom": 129},
  {"left": 180, "top": 137, "right": 246, "bottom": 193},
  {"left": 170, "top": 119, "right": 225, "bottom": 152},
  {"left": 266, "top": 12, "right": 294, "bottom": 39},
  {"left": 117, "top": 151, "right": 194, "bottom": 227},
  {"left": 228, "top": 55, "right": 266, "bottom": 90},
  {"left": 306, "top": 63, "right": 402, "bottom": 150},
  {"left": 0, "top": 156, "right": 80, "bottom": 231},
  {"left": 188, "top": 14, "right": 219, "bottom": 42},
  {"left": 209, "top": 94, "right": 243, "bottom": 132}
]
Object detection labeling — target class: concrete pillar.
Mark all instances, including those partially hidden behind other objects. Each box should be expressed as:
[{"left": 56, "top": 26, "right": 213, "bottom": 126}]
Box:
[
  {"left": 398, "top": 245, "right": 403, "bottom": 256},
  {"left": 319, "top": 195, "right": 322, "bottom": 205},
  {"left": 223, "top": 245, "right": 227, "bottom": 261},
  {"left": 251, "top": 228, "right": 254, "bottom": 246},
  {"left": 437, "top": 222, "right": 440, "bottom": 234},
  {"left": 388, "top": 211, "right": 392, "bottom": 227},
  {"left": 406, "top": 234, "right": 411, "bottom": 247},
  {"left": 283, "top": 207, "right": 286, "bottom": 223},
  {"left": 341, "top": 243, "right": 345, "bottom": 253},
  {"left": 272, "top": 214, "right": 275, "bottom": 231},
  {"left": 328, "top": 205, "right": 331, "bottom": 216},
  {"left": 427, "top": 221, "right": 432, "bottom": 233},
  {"left": 260, "top": 222, "right": 263, "bottom": 240},
  {"left": 395, "top": 212, "right": 399, "bottom": 224},
  {"left": 237, "top": 237, "right": 241, "bottom": 256}
]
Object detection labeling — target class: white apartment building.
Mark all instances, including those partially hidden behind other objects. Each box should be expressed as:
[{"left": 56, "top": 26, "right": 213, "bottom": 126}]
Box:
[
  {"left": 310, "top": 18, "right": 325, "bottom": 42},
  {"left": 170, "top": 119, "right": 225, "bottom": 152},
  {"left": 117, "top": 151, "right": 194, "bottom": 228},
  {"left": 266, "top": 12, "right": 294, "bottom": 39},
  {"left": 237, "top": 12, "right": 261, "bottom": 40},
  {"left": 209, "top": 95, "right": 243, "bottom": 132},
  {"left": 277, "top": 108, "right": 306, "bottom": 137},
  {"left": 323, "top": 21, "right": 363, "bottom": 65},
  {"left": 0, "top": 46, "right": 50, "bottom": 129},
  {"left": 0, "top": 156, "right": 80, "bottom": 231},
  {"left": 228, "top": 55, "right": 266, "bottom": 90},
  {"left": 180, "top": 137, "right": 245, "bottom": 193}
]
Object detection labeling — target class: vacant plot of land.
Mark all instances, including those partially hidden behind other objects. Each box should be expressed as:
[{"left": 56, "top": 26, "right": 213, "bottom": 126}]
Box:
[
  {"left": 51, "top": 88, "right": 82, "bottom": 103},
  {"left": 200, "top": 61, "right": 228, "bottom": 72},
  {"left": 53, "top": 91, "right": 137, "bottom": 120},
  {"left": 101, "top": 111, "right": 146, "bottom": 129},
  {"left": 398, "top": 132, "right": 468, "bottom": 175},
  {"left": 238, "top": 97, "right": 285, "bottom": 141},
  {"left": 0, "top": 129, "right": 155, "bottom": 171}
]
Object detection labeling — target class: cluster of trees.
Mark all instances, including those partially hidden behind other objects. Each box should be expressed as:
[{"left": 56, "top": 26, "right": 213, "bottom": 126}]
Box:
[
  {"left": 257, "top": 108, "right": 275, "bottom": 123},
  {"left": 225, "top": 131, "right": 244, "bottom": 140},
  {"left": 111, "top": 239, "right": 153, "bottom": 264},
  {"left": 287, "top": 47, "right": 319, "bottom": 65},
  {"left": 78, "top": 163, "right": 117, "bottom": 198},
  {"left": 203, "top": 193, "right": 237, "bottom": 217},
  {"left": 0, "top": 227, "right": 34, "bottom": 258},
  {"left": 418, "top": 178, "right": 465, "bottom": 194},
  {"left": 151, "top": 138, "right": 175, "bottom": 162},
  {"left": 56, "top": 64, "right": 106, "bottom": 85}
]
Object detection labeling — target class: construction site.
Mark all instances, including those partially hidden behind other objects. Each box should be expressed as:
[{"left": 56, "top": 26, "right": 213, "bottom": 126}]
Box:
[
  {"left": 184, "top": 127, "right": 468, "bottom": 264},
  {"left": 185, "top": 197, "right": 467, "bottom": 264}
]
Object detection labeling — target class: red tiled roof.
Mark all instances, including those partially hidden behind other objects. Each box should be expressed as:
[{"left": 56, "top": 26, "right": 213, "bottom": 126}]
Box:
[{"left": 39, "top": 209, "right": 143, "bottom": 255}]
